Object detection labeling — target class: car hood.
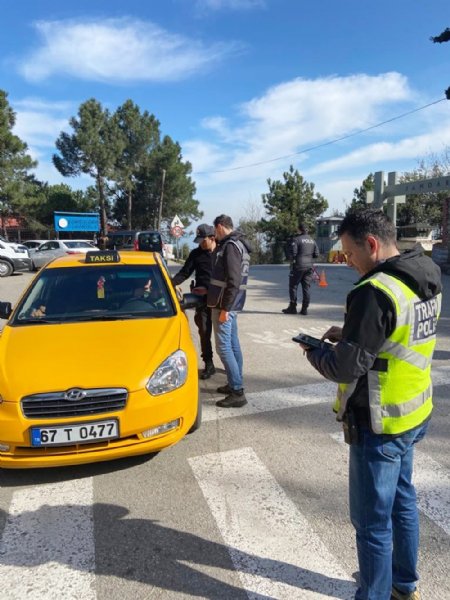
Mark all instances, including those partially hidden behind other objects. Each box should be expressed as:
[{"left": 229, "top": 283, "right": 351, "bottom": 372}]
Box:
[{"left": 0, "top": 317, "right": 181, "bottom": 400}]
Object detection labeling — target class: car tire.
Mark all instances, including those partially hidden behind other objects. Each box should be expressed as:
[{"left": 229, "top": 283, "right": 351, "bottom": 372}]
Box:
[
  {"left": 188, "top": 395, "right": 202, "bottom": 434},
  {"left": 0, "top": 259, "right": 13, "bottom": 277}
]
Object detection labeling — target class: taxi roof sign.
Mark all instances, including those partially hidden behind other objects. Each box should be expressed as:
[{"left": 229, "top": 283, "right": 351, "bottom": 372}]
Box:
[{"left": 85, "top": 250, "right": 120, "bottom": 264}]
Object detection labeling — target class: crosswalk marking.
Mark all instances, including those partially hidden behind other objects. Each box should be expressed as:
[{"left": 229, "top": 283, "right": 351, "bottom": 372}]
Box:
[
  {"left": 202, "top": 381, "right": 334, "bottom": 421},
  {"left": 330, "top": 432, "right": 450, "bottom": 536},
  {"left": 203, "top": 365, "right": 449, "bottom": 423},
  {"left": 0, "top": 478, "right": 95, "bottom": 600},
  {"left": 0, "top": 368, "right": 447, "bottom": 600},
  {"left": 189, "top": 447, "right": 356, "bottom": 599}
]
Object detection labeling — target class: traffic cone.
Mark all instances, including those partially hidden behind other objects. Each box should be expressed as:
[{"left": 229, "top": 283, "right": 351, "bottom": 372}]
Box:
[{"left": 318, "top": 269, "right": 328, "bottom": 287}]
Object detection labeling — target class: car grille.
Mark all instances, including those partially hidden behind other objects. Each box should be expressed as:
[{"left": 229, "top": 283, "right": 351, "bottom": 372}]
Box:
[{"left": 21, "top": 388, "right": 128, "bottom": 419}]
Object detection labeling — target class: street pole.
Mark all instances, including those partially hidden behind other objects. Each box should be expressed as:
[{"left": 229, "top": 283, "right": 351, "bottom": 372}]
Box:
[{"left": 157, "top": 169, "right": 166, "bottom": 231}]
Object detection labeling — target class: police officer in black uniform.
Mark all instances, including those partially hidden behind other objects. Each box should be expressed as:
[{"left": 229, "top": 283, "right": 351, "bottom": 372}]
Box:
[
  {"left": 172, "top": 224, "right": 217, "bottom": 379},
  {"left": 282, "top": 222, "right": 319, "bottom": 315}
]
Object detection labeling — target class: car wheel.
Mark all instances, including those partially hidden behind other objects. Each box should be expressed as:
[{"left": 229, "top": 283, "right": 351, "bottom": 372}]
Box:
[
  {"left": 188, "top": 395, "right": 202, "bottom": 434},
  {"left": 0, "top": 260, "right": 13, "bottom": 277}
]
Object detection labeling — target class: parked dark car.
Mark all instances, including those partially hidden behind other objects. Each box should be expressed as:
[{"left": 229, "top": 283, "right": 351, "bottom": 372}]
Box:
[{"left": 105, "top": 230, "right": 163, "bottom": 253}]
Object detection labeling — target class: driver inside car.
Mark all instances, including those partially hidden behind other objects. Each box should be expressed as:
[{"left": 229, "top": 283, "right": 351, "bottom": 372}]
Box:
[{"left": 121, "top": 278, "right": 164, "bottom": 310}]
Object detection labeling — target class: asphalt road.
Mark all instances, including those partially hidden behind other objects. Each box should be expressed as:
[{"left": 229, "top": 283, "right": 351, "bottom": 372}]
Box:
[{"left": 0, "top": 263, "right": 449, "bottom": 599}]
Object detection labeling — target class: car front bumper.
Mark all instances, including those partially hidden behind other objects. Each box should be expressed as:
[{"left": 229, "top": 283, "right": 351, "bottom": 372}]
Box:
[
  {"left": 12, "top": 257, "right": 33, "bottom": 273},
  {"left": 0, "top": 381, "right": 198, "bottom": 468}
]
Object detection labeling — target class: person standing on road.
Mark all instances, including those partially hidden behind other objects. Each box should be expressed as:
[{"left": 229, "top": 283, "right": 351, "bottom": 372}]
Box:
[
  {"left": 282, "top": 223, "right": 319, "bottom": 315},
  {"left": 172, "top": 224, "right": 217, "bottom": 380},
  {"left": 299, "top": 209, "right": 442, "bottom": 600},
  {"left": 207, "top": 214, "right": 251, "bottom": 408}
]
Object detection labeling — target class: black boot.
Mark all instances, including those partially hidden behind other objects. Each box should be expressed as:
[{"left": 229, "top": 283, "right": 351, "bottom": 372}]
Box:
[
  {"left": 282, "top": 302, "right": 297, "bottom": 314},
  {"left": 200, "top": 361, "right": 216, "bottom": 380},
  {"left": 216, "top": 389, "right": 247, "bottom": 408},
  {"left": 216, "top": 383, "right": 232, "bottom": 394},
  {"left": 299, "top": 305, "right": 308, "bottom": 315}
]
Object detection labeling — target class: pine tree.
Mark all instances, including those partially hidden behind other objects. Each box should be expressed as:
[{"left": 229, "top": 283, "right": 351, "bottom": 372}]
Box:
[
  {"left": 259, "top": 165, "right": 328, "bottom": 262},
  {"left": 0, "top": 90, "right": 36, "bottom": 237},
  {"left": 53, "top": 99, "right": 124, "bottom": 236}
]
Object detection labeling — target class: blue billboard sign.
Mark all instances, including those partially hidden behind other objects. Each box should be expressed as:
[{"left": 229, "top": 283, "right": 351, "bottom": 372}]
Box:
[{"left": 54, "top": 212, "right": 100, "bottom": 232}]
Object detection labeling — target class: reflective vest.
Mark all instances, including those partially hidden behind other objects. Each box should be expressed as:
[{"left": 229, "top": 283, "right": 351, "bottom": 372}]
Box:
[
  {"left": 207, "top": 239, "right": 250, "bottom": 311},
  {"left": 334, "top": 272, "right": 441, "bottom": 435}
]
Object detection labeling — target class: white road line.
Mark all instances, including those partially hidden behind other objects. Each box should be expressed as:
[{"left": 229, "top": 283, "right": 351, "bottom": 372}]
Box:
[
  {"left": 203, "top": 381, "right": 335, "bottom": 422},
  {"left": 203, "top": 365, "right": 449, "bottom": 422},
  {"left": 330, "top": 432, "right": 450, "bottom": 536},
  {"left": 431, "top": 365, "right": 450, "bottom": 387},
  {"left": 189, "top": 447, "right": 355, "bottom": 599},
  {"left": 0, "top": 478, "right": 95, "bottom": 600}
]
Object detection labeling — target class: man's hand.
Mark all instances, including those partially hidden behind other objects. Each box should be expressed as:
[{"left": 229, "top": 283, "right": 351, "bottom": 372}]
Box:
[
  {"left": 321, "top": 326, "right": 342, "bottom": 343},
  {"left": 31, "top": 305, "right": 46, "bottom": 318},
  {"left": 219, "top": 309, "right": 229, "bottom": 323}
]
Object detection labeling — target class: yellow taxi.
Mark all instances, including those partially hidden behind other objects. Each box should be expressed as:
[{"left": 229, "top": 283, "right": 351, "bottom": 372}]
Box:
[{"left": 0, "top": 250, "right": 202, "bottom": 469}]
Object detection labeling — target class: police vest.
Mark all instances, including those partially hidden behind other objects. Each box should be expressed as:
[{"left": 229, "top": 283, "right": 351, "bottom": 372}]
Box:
[
  {"left": 334, "top": 272, "right": 441, "bottom": 435},
  {"left": 207, "top": 239, "right": 250, "bottom": 311}
]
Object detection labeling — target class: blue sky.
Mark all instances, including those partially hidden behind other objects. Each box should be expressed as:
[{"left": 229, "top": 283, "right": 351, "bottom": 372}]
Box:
[{"left": 2, "top": 0, "right": 449, "bottom": 228}]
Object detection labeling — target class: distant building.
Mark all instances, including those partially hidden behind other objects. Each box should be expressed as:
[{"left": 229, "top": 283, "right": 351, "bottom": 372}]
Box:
[{"left": 316, "top": 216, "right": 346, "bottom": 262}]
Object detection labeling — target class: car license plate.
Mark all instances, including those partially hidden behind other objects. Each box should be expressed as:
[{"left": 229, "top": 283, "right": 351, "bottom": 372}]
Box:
[{"left": 31, "top": 420, "right": 119, "bottom": 447}]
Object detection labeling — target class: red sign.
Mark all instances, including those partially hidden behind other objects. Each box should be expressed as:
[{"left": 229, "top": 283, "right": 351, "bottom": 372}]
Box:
[{"left": 170, "top": 225, "right": 183, "bottom": 238}]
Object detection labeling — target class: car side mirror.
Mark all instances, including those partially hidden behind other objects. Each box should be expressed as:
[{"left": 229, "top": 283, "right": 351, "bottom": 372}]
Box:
[
  {"left": 0, "top": 302, "right": 12, "bottom": 319},
  {"left": 180, "top": 293, "right": 205, "bottom": 310}
]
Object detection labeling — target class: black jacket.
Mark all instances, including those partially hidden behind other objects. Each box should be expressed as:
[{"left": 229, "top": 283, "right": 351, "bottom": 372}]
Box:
[
  {"left": 207, "top": 230, "right": 252, "bottom": 311},
  {"left": 305, "top": 245, "right": 442, "bottom": 425},
  {"left": 171, "top": 246, "right": 214, "bottom": 289},
  {"left": 289, "top": 234, "right": 319, "bottom": 269}
]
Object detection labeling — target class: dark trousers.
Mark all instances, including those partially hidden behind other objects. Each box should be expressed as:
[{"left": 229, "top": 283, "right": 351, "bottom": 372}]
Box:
[
  {"left": 289, "top": 267, "right": 313, "bottom": 307},
  {"left": 194, "top": 304, "right": 213, "bottom": 363}
]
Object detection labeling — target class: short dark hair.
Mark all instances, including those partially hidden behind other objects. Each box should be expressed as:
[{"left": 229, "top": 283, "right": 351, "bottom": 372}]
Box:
[
  {"left": 213, "top": 214, "right": 234, "bottom": 230},
  {"left": 338, "top": 209, "right": 397, "bottom": 245},
  {"left": 298, "top": 222, "right": 306, "bottom": 234}
]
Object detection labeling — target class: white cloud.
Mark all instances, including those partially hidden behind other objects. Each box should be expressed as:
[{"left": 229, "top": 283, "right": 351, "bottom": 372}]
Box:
[
  {"left": 14, "top": 110, "right": 68, "bottom": 148},
  {"left": 187, "top": 72, "right": 413, "bottom": 179},
  {"left": 309, "top": 124, "right": 450, "bottom": 175},
  {"left": 12, "top": 97, "right": 74, "bottom": 149},
  {"left": 184, "top": 72, "right": 450, "bottom": 222},
  {"left": 182, "top": 139, "right": 228, "bottom": 173},
  {"left": 19, "top": 18, "right": 241, "bottom": 83}
]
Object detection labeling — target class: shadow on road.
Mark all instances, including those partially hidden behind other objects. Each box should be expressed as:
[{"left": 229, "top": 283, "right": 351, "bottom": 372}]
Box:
[{"left": 0, "top": 502, "right": 356, "bottom": 599}]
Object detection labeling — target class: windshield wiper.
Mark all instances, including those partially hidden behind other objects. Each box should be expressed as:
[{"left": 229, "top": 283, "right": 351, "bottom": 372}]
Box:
[
  {"left": 71, "top": 313, "right": 146, "bottom": 321},
  {"left": 16, "top": 318, "right": 62, "bottom": 325}
]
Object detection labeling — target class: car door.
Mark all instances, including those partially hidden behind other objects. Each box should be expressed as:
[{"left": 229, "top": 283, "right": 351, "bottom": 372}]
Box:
[{"left": 33, "top": 241, "right": 61, "bottom": 269}]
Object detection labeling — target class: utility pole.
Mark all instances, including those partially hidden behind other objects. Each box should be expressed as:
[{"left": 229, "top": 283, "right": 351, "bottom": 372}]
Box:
[{"left": 157, "top": 168, "right": 166, "bottom": 231}]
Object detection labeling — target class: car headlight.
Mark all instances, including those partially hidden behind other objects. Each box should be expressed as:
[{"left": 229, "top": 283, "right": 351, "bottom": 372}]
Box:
[{"left": 146, "top": 350, "right": 188, "bottom": 396}]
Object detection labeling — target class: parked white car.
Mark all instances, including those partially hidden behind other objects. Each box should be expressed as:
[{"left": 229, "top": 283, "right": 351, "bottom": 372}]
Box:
[
  {"left": 22, "top": 240, "right": 48, "bottom": 251},
  {"left": 0, "top": 241, "right": 32, "bottom": 277},
  {"left": 31, "top": 240, "right": 97, "bottom": 270}
]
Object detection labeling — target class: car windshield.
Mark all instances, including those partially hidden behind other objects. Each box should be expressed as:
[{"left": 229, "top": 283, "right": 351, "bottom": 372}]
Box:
[
  {"left": 138, "top": 232, "right": 162, "bottom": 251},
  {"left": 11, "top": 265, "right": 176, "bottom": 324}
]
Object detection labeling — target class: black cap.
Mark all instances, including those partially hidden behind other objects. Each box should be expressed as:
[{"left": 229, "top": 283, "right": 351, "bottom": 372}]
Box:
[{"left": 194, "top": 223, "right": 215, "bottom": 243}]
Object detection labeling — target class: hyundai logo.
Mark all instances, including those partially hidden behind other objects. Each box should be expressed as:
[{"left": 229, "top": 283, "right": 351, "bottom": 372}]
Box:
[{"left": 64, "top": 388, "right": 87, "bottom": 401}]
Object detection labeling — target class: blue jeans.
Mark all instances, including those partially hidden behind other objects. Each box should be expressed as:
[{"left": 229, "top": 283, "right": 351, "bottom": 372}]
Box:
[
  {"left": 211, "top": 309, "right": 243, "bottom": 390},
  {"left": 349, "top": 421, "right": 429, "bottom": 600}
]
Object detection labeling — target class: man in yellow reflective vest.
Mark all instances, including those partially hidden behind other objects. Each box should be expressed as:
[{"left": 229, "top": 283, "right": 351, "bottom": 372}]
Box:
[{"left": 301, "top": 209, "right": 442, "bottom": 600}]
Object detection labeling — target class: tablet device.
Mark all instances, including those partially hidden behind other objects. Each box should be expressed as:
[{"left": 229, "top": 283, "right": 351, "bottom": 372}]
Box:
[{"left": 292, "top": 333, "right": 328, "bottom": 348}]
